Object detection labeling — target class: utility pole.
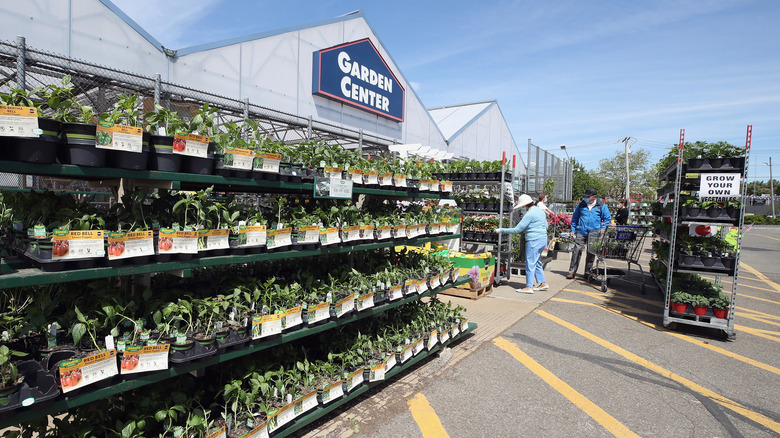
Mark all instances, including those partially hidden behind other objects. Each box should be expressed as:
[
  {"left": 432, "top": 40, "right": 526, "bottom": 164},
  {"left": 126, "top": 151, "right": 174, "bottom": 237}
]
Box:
[
  {"left": 620, "top": 137, "right": 631, "bottom": 209},
  {"left": 770, "top": 157, "right": 776, "bottom": 218}
]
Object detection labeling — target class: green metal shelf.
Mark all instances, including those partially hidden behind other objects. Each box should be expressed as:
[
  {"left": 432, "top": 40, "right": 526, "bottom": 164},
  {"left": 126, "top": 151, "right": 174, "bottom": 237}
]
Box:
[
  {"left": 0, "top": 234, "right": 460, "bottom": 289},
  {"left": 0, "top": 161, "right": 450, "bottom": 199},
  {"left": 0, "top": 279, "right": 470, "bottom": 428},
  {"left": 275, "top": 321, "right": 477, "bottom": 438}
]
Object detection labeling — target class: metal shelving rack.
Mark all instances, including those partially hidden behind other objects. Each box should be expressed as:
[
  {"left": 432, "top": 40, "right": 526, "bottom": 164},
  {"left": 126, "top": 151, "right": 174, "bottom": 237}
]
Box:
[
  {"left": 660, "top": 127, "right": 751, "bottom": 338},
  {"left": 0, "top": 157, "right": 469, "bottom": 430},
  {"left": 456, "top": 160, "right": 514, "bottom": 286}
]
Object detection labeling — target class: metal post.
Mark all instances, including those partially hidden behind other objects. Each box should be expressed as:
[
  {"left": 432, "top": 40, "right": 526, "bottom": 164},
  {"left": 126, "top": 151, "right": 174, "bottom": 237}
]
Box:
[
  {"left": 307, "top": 116, "right": 313, "bottom": 140},
  {"left": 622, "top": 136, "right": 631, "bottom": 204},
  {"left": 526, "top": 139, "right": 532, "bottom": 195},
  {"left": 154, "top": 74, "right": 161, "bottom": 107},
  {"left": 770, "top": 157, "right": 776, "bottom": 218},
  {"left": 358, "top": 129, "right": 363, "bottom": 154},
  {"left": 16, "top": 36, "right": 25, "bottom": 89}
]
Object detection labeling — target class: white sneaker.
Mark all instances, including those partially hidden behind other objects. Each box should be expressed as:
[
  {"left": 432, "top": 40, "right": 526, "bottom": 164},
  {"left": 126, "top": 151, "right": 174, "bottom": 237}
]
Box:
[{"left": 516, "top": 287, "right": 534, "bottom": 294}]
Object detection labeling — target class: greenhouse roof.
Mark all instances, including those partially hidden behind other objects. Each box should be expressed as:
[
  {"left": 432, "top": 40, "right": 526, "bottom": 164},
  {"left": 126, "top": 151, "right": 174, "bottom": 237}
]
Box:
[{"left": 428, "top": 100, "right": 495, "bottom": 142}]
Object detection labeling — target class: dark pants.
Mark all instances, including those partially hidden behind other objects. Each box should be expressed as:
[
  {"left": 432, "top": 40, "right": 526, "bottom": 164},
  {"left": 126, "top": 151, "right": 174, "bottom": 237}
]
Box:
[{"left": 568, "top": 233, "right": 595, "bottom": 275}]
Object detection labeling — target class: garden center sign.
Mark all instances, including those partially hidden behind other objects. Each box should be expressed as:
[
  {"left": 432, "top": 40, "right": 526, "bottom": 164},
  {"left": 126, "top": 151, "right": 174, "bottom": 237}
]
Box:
[{"left": 313, "top": 38, "right": 405, "bottom": 121}]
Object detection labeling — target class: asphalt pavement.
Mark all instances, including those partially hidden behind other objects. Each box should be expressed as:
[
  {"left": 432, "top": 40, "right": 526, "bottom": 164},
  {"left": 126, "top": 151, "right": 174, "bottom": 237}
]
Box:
[{"left": 301, "top": 226, "right": 780, "bottom": 438}]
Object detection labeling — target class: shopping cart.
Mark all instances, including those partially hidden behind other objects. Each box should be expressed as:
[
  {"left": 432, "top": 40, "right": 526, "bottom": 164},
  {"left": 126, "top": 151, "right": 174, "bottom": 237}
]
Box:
[{"left": 586, "top": 225, "right": 651, "bottom": 293}]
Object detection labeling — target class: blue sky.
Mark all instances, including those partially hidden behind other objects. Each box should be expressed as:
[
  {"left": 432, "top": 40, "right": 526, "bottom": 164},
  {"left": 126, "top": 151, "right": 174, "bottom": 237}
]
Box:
[{"left": 112, "top": 0, "right": 779, "bottom": 180}]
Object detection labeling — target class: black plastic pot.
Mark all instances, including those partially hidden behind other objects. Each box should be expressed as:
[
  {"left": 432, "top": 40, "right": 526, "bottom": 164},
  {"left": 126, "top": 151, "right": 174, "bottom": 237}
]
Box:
[
  {"left": 678, "top": 252, "right": 696, "bottom": 266},
  {"left": 708, "top": 158, "right": 724, "bottom": 169},
  {"left": 726, "top": 207, "right": 740, "bottom": 219},
  {"left": 149, "top": 135, "right": 182, "bottom": 172},
  {"left": 111, "top": 132, "right": 151, "bottom": 170},
  {"left": 706, "top": 206, "right": 723, "bottom": 218},
  {"left": 59, "top": 122, "right": 107, "bottom": 167},
  {"left": 700, "top": 255, "right": 718, "bottom": 267},
  {"left": 5, "top": 117, "right": 61, "bottom": 164},
  {"left": 725, "top": 157, "right": 745, "bottom": 170}
]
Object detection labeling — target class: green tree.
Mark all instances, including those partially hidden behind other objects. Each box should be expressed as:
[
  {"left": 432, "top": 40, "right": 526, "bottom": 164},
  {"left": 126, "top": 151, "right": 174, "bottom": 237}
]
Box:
[
  {"left": 596, "top": 148, "right": 655, "bottom": 201},
  {"left": 570, "top": 158, "right": 604, "bottom": 201}
]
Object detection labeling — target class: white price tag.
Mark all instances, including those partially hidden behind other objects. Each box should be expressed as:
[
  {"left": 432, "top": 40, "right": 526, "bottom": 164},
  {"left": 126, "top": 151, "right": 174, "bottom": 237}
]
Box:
[
  {"left": 321, "top": 381, "right": 344, "bottom": 404},
  {"left": 357, "top": 293, "right": 374, "bottom": 311}
]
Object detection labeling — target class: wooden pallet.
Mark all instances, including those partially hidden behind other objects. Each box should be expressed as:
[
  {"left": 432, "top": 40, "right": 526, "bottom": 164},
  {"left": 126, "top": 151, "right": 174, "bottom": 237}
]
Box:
[{"left": 439, "top": 283, "right": 494, "bottom": 300}]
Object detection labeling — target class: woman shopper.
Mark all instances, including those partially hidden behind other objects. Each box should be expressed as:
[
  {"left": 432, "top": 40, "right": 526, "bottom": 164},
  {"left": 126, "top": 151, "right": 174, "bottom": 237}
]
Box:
[
  {"left": 499, "top": 194, "right": 549, "bottom": 293},
  {"left": 537, "top": 193, "right": 555, "bottom": 216},
  {"left": 614, "top": 199, "right": 629, "bottom": 225}
]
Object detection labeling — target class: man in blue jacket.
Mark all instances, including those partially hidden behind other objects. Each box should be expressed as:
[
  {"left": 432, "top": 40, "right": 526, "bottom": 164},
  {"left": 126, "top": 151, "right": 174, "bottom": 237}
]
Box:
[{"left": 566, "top": 188, "right": 611, "bottom": 280}]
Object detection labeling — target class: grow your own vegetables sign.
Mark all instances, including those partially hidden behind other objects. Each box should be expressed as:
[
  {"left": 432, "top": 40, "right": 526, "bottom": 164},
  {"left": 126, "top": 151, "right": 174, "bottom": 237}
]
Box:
[
  {"left": 697, "top": 173, "right": 741, "bottom": 201},
  {"left": 312, "top": 38, "right": 405, "bottom": 121}
]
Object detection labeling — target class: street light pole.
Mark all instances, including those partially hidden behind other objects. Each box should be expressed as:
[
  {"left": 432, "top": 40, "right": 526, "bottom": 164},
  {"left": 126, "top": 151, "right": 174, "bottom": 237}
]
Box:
[{"left": 621, "top": 137, "right": 631, "bottom": 207}]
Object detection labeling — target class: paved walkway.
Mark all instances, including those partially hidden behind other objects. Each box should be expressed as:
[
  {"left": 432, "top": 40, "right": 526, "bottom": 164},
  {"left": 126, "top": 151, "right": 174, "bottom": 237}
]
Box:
[{"left": 301, "top": 252, "right": 579, "bottom": 437}]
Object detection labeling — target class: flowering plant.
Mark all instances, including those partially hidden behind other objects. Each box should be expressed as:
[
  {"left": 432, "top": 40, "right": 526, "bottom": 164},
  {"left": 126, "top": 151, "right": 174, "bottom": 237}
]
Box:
[{"left": 548, "top": 213, "right": 573, "bottom": 242}]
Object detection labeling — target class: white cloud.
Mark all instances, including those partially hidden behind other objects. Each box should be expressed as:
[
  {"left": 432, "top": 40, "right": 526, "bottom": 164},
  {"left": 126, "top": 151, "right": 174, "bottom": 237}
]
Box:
[{"left": 110, "top": 0, "right": 222, "bottom": 48}]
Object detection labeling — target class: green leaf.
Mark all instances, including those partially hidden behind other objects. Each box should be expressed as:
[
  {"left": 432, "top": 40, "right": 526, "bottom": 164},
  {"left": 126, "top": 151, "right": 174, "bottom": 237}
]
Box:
[
  {"left": 72, "top": 322, "right": 86, "bottom": 346},
  {"left": 74, "top": 306, "right": 86, "bottom": 323},
  {"left": 154, "top": 410, "right": 167, "bottom": 422},
  {"left": 121, "top": 422, "right": 136, "bottom": 438}
]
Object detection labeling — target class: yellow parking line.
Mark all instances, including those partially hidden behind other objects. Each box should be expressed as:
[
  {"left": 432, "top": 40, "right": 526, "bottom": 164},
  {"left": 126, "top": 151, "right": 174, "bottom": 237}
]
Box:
[
  {"left": 493, "top": 337, "right": 639, "bottom": 438},
  {"left": 548, "top": 298, "right": 780, "bottom": 376},
  {"left": 738, "top": 283, "right": 780, "bottom": 294},
  {"left": 535, "top": 310, "right": 780, "bottom": 433},
  {"left": 753, "top": 233, "right": 780, "bottom": 243},
  {"left": 740, "top": 307, "right": 780, "bottom": 320},
  {"left": 736, "top": 325, "right": 780, "bottom": 343},
  {"left": 738, "top": 313, "right": 780, "bottom": 328},
  {"left": 741, "top": 262, "right": 780, "bottom": 293},
  {"left": 407, "top": 392, "right": 450, "bottom": 438}
]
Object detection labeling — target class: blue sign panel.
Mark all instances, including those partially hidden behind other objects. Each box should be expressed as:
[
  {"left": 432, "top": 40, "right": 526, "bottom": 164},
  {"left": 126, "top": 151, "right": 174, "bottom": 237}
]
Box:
[{"left": 313, "top": 38, "right": 405, "bottom": 122}]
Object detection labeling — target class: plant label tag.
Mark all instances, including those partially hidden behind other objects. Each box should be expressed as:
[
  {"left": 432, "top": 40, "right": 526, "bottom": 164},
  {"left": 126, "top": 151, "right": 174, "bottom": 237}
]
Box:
[
  {"left": 241, "top": 422, "right": 268, "bottom": 438},
  {"left": 357, "top": 293, "right": 374, "bottom": 311},
  {"left": 251, "top": 314, "right": 282, "bottom": 339},
  {"left": 428, "top": 330, "right": 438, "bottom": 350},
  {"left": 173, "top": 132, "right": 209, "bottom": 157},
  {"left": 267, "top": 228, "right": 292, "bottom": 249},
  {"left": 274, "top": 403, "right": 296, "bottom": 430},
  {"left": 165, "top": 230, "right": 198, "bottom": 254},
  {"left": 394, "top": 174, "right": 407, "bottom": 187},
  {"left": 379, "top": 172, "right": 393, "bottom": 186},
  {"left": 241, "top": 225, "right": 267, "bottom": 247},
  {"left": 384, "top": 353, "right": 396, "bottom": 372},
  {"left": 307, "top": 302, "right": 330, "bottom": 325},
  {"left": 442, "top": 181, "right": 453, "bottom": 192},
  {"left": 52, "top": 230, "right": 105, "bottom": 259},
  {"left": 376, "top": 225, "right": 393, "bottom": 240},
  {"left": 346, "top": 368, "right": 364, "bottom": 392},
  {"left": 320, "top": 227, "right": 341, "bottom": 246},
  {"left": 413, "top": 338, "right": 425, "bottom": 355},
  {"left": 400, "top": 344, "right": 413, "bottom": 363},
  {"left": 389, "top": 284, "right": 403, "bottom": 301},
  {"left": 417, "top": 279, "right": 428, "bottom": 294},
  {"left": 201, "top": 229, "right": 229, "bottom": 251},
  {"left": 0, "top": 105, "right": 39, "bottom": 137},
  {"left": 254, "top": 153, "right": 281, "bottom": 173},
  {"left": 205, "top": 426, "right": 226, "bottom": 438},
  {"left": 108, "top": 231, "right": 154, "bottom": 260},
  {"left": 429, "top": 180, "right": 440, "bottom": 192},
  {"left": 298, "top": 226, "right": 320, "bottom": 243},
  {"left": 461, "top": 319, "right": 469, "bottom": 332},
  {"left": 105, "top": 335, "right": 115, "bottom": 351},
  {"left": 405, "top": 279, "right": 417, "bottom": 295},
  {"left": 324, "top": 167, "right": 342, "bottom": 179},
  {"left": 322, "top": 380, "right": 344, "bottom": 404},
  {"left": 350, "top": 169, "right": 363, "bottom": 184},
  {"left": 59, "top": 349, "right": 118, "bottom": 393},
  {"left": 335, "top": 294, "right": 356, "bottom": 318},
  {"left": 218, "top": 147, "right": 255, "bottom": 170},
  {"left": 453, "top": 270, "right": 461, "bottom": 282},
  {"left": 431, "top": 276, "right": 441, "bottom": 289},
  {"left": 452, "top": 323, "right": 460, "bottom": 337},
  {"left": 120, "top": 344, "right": 169, "bottom": 374},
  {"left": 365, "top": 171, "right": 379, "bottom": 185},
  {"left": 369, "top": 363, "right": 386, "bottom": 382},
  {"left": 294, "top": 390, "right": 318, "bottom": 418},
  {"left": 281, "top": 307, "right": 303, "bottom": 331},
  {"left": 341, "top": 225, "right": 360, "bottom": 243},
  {"left": 439, "top": 330, "right": 450, "bottom": 344},
  {"left": 95, "top": 120, "right": 143, "bottom": 153}
]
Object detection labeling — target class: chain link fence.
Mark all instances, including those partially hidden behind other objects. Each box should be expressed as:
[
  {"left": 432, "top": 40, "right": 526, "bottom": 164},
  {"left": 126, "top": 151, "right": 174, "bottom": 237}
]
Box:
[
  {"left": 525, "top": 139, "right": 572, "bottom": 202},
  {"left": 0, "top": 37, "right": 397, "bottom": 191}
]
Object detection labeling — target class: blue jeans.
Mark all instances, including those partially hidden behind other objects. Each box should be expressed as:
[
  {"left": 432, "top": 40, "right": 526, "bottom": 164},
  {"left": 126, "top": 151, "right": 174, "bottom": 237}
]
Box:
[{"left": 525, "top": 237, "right": 547, "bottom": 288}]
